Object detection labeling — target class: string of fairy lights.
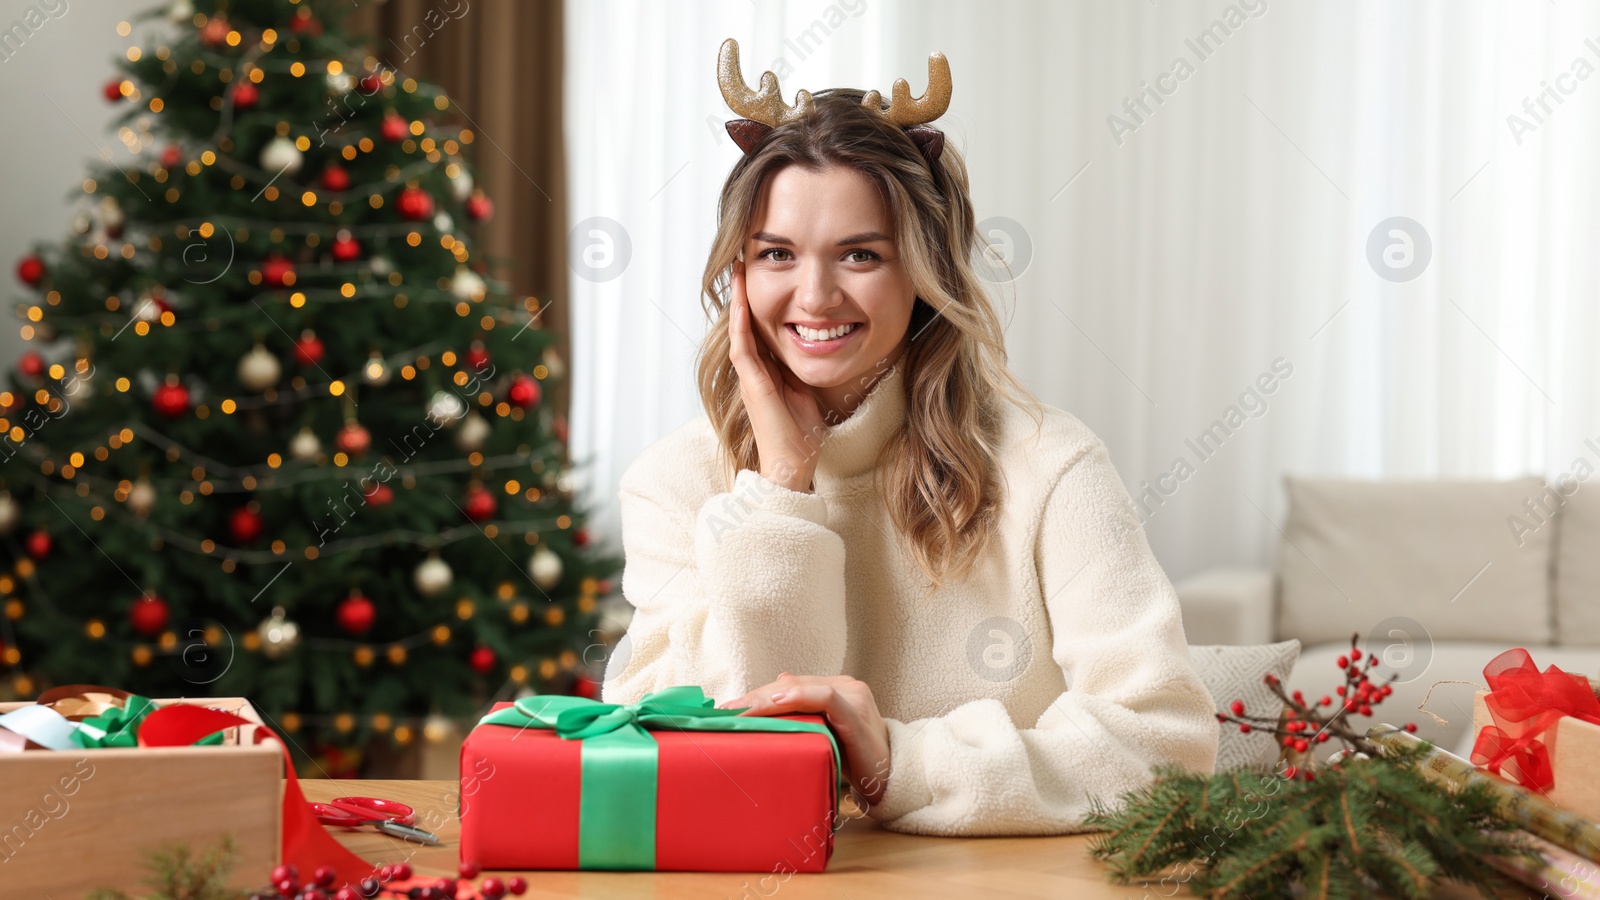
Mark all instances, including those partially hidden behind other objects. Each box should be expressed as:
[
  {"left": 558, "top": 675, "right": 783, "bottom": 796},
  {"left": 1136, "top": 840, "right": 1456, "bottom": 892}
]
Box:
[{"left": 0, "top": 3, "right": 618, "bottom": 738}]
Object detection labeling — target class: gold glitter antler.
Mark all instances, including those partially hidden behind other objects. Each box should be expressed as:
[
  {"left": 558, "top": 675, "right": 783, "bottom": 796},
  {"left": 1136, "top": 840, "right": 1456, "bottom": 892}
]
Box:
[
  {"left": 717, "top": 38, "right": 815, "bottom": 127},
  {"left": 861, "top": 52, "right": 952, "bottom": 126}
]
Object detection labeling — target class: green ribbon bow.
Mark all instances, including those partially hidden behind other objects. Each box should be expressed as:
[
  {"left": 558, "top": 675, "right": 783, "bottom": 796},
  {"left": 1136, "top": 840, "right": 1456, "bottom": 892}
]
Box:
[
  {"left": 69, "top": 694, "right": 223, "bottom": 749},
  {"left": 476, "top": 685, "right": 847, "bottom": 870}
]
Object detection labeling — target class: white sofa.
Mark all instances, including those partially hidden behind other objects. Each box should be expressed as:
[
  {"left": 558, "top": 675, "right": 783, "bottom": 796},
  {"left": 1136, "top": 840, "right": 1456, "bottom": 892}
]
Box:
[{"left": 1174, "top": 475, "right": 1600, "bottom": 759}]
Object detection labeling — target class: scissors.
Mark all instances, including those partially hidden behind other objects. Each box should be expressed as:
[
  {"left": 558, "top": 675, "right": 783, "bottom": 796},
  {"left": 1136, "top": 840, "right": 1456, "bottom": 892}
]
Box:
[{"left": 308, "top": 796, "right": 441, "bottom": 845}]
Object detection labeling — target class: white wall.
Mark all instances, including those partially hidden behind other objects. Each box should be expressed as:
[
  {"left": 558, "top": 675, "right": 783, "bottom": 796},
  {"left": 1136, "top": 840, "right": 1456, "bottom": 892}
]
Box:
[{"left": 0, "top": 0, "right": 139, "bottom": 368}]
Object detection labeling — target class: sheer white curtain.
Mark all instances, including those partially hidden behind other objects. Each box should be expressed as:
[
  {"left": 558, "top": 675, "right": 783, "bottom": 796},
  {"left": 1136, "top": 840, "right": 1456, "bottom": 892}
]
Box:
[{"left": 564, "top": 0, "right": 1600, "bottom": 580}]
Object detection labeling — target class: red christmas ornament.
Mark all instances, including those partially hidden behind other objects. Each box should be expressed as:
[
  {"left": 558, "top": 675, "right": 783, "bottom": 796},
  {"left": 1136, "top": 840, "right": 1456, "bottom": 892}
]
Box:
[
  {"left": 229, "top": 506, "right": 264, "bottom": 543},
  {"left": 335, "top": 421, "right": 371, "bottom": 456},
  {"left": 130, "top": 594, "right": 170, "bottom": 637},
  {"left": 469, "top": 646, "right": 496, "bottom": 675},
  {"left": 232, "top": 81, "right": 259, "bottom": 110},
  {"left": 16, "top": 254, "right": 45, "bottom": 286},
  {"left": 573, "top": 528, "right": 589, "bottom": 547},
  {"left": 17, "top": 351, "right": 44, "bottom": 379},
  {"left": 358, "top": 72, "right": 384, "bottom": 94},
  {"left": 465, "top": 192, "right": 494, "bottom": 222},
  {"left": 160, "top": 145, "right": 183, "bottom": 169},
  {"left": 330, "top": 233, "right": 361, "bottom": 263},
  {"left": 336, "top": 592, "right": 375, "bottom": 636},
  {"left": 380, "top": 113, "right": 410, "bottom": 143},
  {"left": 260, "top": 255, "right": 295, "bottom": 288},
  {"left": 362, "top": 482, "right": 394, "bottom": 508},
  {"left": 574, "top": 676, "right": 599, "bottom": 700},
  {"left": 395, "top": 186, "right": 434, "bottom": 221},
  {"left": 293, "top": 331, "right": 324, "bottom": 366},
  {"left": 200, "top": 18, "right": 230, "bottom": 48},
  {"left": 463, "top": 485, "right": 497, "bottom": 522},
  {"left": 24, "top": 530, "right": 51, "bottom": 560},
  {"left": 103, "top": 78, "right": 124, "bottom": 102},
  {"left": 288, "top": 10, "right": 322, "bottom": 35},
  {"left": 507, "top": 374, "right": 540, "bottom": 409},
  {"left": 151, "top": 380, "right": 191, "bottom": 419},
  {"left": 320, "top": 164, "right": 351, "bottom": 192},
  {"left": 464, "top": 342, "right": 490, "bottom": 372}
]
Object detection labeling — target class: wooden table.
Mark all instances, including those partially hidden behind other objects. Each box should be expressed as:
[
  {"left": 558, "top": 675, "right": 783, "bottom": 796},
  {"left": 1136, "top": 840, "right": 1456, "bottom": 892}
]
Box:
[{"left": 300, "top": 780, "right": 1512, "bottom": 898}]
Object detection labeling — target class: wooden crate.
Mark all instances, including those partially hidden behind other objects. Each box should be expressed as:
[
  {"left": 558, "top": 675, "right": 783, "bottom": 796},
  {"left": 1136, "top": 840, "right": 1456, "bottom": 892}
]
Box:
[
  {"left": 0, "top": 695, "right": 281, "bottom": 895},
  {"left": 1472, "top": 689, "right": 1600, "bottom": 822}
]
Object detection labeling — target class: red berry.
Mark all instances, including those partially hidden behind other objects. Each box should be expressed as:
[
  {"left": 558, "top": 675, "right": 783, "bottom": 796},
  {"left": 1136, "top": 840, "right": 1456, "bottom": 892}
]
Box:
[
  {"left": 479, "top": 877, "right": 506, "bottom": 899},
  {"left": 1263, "top": 672, "right": 1279, "bottom": 685},
  {"left": 1350, "top": 648, "right": 1362, "bottom": 661},
  {"left": 393, "top": 863, "right": 412, "bottom": 880},
  {"left": 1336, "top": 655, "right": 1348, "bottom": 669},
  {"left": 302, "top": 890, "right": 328, "bottom": 900},
  {"left": 1404, "top": 722, "right": 1417, "bottom": 733},
  {"left": 1319, "top": 695, "right": 1332, "bottom": 707},
  {"left": 458, "top": 860, "right": 480, "bottom": 879},
  {"left": 274, "top": 877, "right": 295, "bottom": 895},
  {"left": 1238, "top": 723, "right": 1252, "bottom": 734},
  {"left": 1229, "top": 699, "right": 1244, "bottom": 716},
  {"left": 1292, "top": 690, "right": 1304, "bottom": 703},
  {"left": 1380, "top": 684, "right": 1393, "bottom": 697},
  {"left": 1302, "top": 770, "right": 1315, "bottom": 782},
  {"left": 1336, "top": 686, "right": 1347, "bottom": 697},
  {"left": 335, "top": 889, "right": 360, "bottom": 900},
  {"left": 271, "top": 864, "right": 298, "bottom": 885},
  {"left": 507, "top": 877, "right": 528, "bottom": 895},
  {"left": 1282, "top": 736, "right": 1294, "bottom": 747},
  {"left": 1293, "top": 738, "right": 1309, "bottom": 752},
  {"left": 1283, "top": 766, "right": 1298, "bottom": 779},
  {"left": 1359, "top": 704, "right": 1372, "bottom": 717},
  {"left": 1344, "top": 698, "right": 1358, "bottom": 711},
  {"left": 1315, "top": 731, "right": 1330, "bottom": 743},
  {"left": 378, "top": 864, "right": 395, "bottom": 881}
]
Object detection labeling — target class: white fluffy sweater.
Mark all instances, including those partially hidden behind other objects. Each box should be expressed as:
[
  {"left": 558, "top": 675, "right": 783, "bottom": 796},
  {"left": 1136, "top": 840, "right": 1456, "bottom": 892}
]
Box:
[{"left": 602, "top": 364, "right": 1219, "bottom": 835}]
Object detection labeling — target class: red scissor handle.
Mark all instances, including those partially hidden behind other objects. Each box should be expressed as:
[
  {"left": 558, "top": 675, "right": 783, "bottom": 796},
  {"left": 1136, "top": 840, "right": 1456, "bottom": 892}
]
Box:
[{"left": 309, "top": 796, "right": 417, "bottom": 828}]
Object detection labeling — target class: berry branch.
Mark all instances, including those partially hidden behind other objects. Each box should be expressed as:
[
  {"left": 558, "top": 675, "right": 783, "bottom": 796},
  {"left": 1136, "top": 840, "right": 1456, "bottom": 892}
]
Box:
[{"left": 1213, "top": 631, "right": 1419, "bottom": 781}]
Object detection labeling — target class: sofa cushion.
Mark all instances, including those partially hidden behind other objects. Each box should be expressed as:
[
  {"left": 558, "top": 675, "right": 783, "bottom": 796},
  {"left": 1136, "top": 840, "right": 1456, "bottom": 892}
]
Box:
[
  {"left": 1278, "top": 476, "right": 1553, "bottom": 647},
  {"left": 1554, "top": 480, "right": 1600, "bottom": 645},
  {"left": 1189, "top": 640, "right": 1301, "bottom": 772}
]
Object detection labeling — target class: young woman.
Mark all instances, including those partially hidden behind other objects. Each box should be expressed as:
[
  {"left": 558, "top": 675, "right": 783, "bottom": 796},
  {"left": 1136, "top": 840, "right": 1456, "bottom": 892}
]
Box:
[{"left": 601, "top": 40, "right": 1218, "bottom": 836}]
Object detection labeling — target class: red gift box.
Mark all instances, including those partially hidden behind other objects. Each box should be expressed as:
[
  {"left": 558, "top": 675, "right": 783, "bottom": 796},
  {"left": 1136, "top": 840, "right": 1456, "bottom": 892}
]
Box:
[{"left": 459, "top": 698, "right": 843, "bottom": 872}]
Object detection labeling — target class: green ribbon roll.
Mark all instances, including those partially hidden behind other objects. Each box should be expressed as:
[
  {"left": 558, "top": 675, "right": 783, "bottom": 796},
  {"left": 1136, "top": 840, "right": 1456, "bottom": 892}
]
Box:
[
  {"left": 475, "top": 685, "right": 847, "bottom": 870},
  {"left": 68, "top": 694, "right": 224, "bottom": 749}
]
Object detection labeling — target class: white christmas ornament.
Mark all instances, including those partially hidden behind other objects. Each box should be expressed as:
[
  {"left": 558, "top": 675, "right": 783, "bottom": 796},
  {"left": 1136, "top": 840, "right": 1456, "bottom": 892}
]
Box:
[
  {"left": 260, "top": 136, "right": 304, "bottom": 176},
  {"left": 326, "top": 71, "right": 354, "bottom": 95},
  {"left": 413, "top": 556, "right": 453, "bottom": 596},
  {"left": 529, "top": 546, "right": 563, "bottom": 590},
  {"left": 454, "top": 413, "right": 490, "bottom": 451},
  {"left": 433, "top": 212, "right": 454, "bottom": 233},
  {"left": 0, "top": 491, "right": 18, "bottom": 534},
  {"left": 449, "top": 168, "right": 473, "bottom": 202},
  {"left": 237, "top": 343, "right": 281, "bottom": 391},
  {"left": 168, "top": 0, "right": 194, "bottom": 22},
  {"left": 258, "top": 606, "right": 300, "bottom": 659},
  {"left": 127, "top": 479, "right": 157, "bottom": 518},
  {"left": 289, "top": 427, "right": 322, "bottom": 461},
  {"left": 427, "top": 390, "right": 466, "bottom": 424},
  {"left": 369, "top": 255, "right": 394, "bottom": 276},
  {"left": 449, "top": 267, "right": 486, "bottom": 302}
]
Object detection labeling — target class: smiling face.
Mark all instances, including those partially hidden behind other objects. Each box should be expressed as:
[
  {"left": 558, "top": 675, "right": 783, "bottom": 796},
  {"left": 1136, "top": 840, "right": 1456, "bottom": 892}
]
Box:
[{"left": 742, "top": 164, "right": 916, "bottom": 418}]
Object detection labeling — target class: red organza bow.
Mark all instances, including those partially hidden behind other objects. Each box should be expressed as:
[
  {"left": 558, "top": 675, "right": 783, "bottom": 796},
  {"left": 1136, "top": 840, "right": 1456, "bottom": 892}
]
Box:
[{"left": 1470, "top": 648, "right": 1600, "bottom": 793}]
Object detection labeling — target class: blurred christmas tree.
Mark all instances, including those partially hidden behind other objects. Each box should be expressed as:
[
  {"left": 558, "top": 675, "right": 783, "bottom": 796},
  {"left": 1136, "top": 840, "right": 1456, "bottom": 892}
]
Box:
[{"left": 0, "top": 0, "right": 620, "bottom": 765}]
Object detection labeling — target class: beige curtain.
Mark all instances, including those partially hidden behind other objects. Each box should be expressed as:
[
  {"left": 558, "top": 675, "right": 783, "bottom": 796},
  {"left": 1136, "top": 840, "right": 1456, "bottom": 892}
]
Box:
[{"left": 346, "top": 0, "right": 570, "bottom": 424}]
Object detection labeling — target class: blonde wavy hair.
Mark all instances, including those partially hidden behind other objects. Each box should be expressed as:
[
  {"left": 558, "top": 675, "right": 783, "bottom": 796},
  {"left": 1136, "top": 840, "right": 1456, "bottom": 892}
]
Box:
[{"left": 695, "top": 88, "right": 1043, "bottom": 592}]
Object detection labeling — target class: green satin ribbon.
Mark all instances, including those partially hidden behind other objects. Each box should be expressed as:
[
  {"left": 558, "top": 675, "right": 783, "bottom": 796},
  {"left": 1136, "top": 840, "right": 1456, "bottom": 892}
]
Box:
[
  {"left": 476, "top": 685, "right": 846, "bottom": 870},
  {"left": 68, "top": 694, "right": 223, "bottom": 749}
]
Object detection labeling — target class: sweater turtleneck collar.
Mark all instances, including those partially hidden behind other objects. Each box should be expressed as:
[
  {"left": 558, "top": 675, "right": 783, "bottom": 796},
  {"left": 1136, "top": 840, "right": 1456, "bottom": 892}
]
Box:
[{"left": 813, "top": 363, "right": 908, "bottom": 486}]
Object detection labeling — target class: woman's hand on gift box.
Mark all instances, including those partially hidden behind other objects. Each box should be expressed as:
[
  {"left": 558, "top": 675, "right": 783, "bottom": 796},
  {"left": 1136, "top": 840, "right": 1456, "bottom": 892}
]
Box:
[{"left": 716, "top": 673, "right": 891, "bottom": 807}]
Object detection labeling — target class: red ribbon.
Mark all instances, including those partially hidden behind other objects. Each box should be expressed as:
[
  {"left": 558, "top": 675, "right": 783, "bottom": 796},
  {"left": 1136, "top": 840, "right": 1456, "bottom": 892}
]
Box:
[
  {"left": 1470, "top": 647, "right": 1600, "bottom": 793},
  {"left": 138, "top": 704, "right": 382, "bottom": 890}
]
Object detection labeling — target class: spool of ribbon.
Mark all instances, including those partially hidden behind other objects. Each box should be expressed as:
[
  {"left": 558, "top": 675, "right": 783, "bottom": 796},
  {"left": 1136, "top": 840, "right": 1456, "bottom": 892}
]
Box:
[
  {"left": 474, "top": 685, "right": 847, "bottom": 870},
  {"left": 1471, "top": 647, "right": 1600, "bottom": 793}
]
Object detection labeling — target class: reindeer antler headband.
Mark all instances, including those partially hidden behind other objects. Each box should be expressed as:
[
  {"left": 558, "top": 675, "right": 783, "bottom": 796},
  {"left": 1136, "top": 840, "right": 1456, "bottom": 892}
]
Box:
[{"left": 716, "top": 37, "right": 952, "bottom": 165}]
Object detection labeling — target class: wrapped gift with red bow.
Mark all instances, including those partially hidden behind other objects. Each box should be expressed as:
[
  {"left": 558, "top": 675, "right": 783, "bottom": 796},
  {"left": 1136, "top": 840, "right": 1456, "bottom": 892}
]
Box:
[
  {"left": 1471, "top": 648, "right": 1600, "bottom": 821},
  {"left": 458, "top": 685, "right": 848, "bottom": 872}
]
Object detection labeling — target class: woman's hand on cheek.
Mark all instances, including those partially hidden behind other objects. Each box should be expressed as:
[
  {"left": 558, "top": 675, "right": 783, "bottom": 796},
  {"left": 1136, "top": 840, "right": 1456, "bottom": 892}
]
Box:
[{"left": 716, "top": 673, "right": 892, "bottom": 806}]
